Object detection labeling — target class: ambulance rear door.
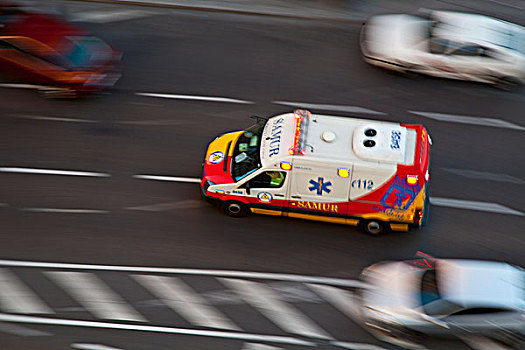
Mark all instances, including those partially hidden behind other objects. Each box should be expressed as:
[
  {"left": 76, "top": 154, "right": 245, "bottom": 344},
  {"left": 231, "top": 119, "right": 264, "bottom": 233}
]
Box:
[{"left": 288, "top": 158, "right": 351, "bottom": 221}]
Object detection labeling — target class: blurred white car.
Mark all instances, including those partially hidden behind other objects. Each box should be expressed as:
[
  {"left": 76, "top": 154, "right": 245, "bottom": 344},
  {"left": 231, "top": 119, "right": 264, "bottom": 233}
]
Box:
[
  {"left": 360, "top": 11, "right": 525, "bottom": 90},
  {"left": 359, "top": 255, "right": 524, "bottom": 347}
]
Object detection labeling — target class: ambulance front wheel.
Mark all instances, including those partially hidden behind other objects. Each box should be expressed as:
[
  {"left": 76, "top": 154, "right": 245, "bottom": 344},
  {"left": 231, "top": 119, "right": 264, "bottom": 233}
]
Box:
[
  {"left": 223, "top": 201, "right": 249, "bottom": 218},
  {"left": 361, "top": 220, "right": 387, "bottom": 235}
]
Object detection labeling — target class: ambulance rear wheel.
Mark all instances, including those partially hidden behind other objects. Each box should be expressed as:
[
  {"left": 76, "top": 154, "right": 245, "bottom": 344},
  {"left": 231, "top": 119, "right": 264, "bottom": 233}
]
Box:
[
  {"left": 223, "top": 201, "right": 248, "bottom": 218},
  {"left": 362, "top": 220, "right": 386, "bottom": 235}
]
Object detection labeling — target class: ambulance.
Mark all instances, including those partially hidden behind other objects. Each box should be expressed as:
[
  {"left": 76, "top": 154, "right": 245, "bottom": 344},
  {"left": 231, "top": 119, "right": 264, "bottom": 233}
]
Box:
[{"left": 201, "top": 110, "right": 431, "bottom": 235}]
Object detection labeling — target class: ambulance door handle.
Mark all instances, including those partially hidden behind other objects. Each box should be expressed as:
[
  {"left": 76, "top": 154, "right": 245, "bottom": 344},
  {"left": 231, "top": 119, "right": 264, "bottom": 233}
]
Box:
[
  {"left": 291, "top": 195, "right": 301, "bottom": 199},
  {"left": 274, "top": 194, "right": 284, "bottom": 197}
]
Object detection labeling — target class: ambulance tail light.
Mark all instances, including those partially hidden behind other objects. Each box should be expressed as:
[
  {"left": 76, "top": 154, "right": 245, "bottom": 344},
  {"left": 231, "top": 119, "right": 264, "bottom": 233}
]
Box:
[
  {"left": 406, "top": 175, "right": 418, "bottom": 185},
  {"left": 413, "top": 209, "right": 422, "bottom": 225}
]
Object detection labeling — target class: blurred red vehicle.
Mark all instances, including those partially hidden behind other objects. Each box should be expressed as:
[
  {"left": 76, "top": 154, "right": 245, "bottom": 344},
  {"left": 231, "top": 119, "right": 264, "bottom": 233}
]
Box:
[{"left": 0, "top": 2, "right": 121, "bottom": 97}]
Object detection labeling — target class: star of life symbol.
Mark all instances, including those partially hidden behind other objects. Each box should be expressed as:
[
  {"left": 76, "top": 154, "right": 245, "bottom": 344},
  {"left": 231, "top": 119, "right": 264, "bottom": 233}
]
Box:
[{"left": 308, "top": 177, "right": 332, "bottom": 195}]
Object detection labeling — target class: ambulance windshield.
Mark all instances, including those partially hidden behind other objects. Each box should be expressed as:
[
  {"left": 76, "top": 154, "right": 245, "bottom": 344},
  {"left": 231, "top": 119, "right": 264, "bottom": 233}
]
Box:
[{"left": 232, "top": 122, "right": 265, "bottom": 181}]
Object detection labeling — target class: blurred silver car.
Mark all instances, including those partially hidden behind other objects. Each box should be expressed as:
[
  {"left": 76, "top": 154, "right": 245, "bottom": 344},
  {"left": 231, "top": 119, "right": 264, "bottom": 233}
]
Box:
[
  {"left": 360, "top": 10, "right": 525, "bottom": 90},
  {"left": 359, "top": 255, "right": 524, "bottom": 347}
]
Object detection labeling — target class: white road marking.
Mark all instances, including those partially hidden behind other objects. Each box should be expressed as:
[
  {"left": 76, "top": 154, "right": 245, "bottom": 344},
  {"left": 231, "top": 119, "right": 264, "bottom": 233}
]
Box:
[
  {"left": 21, "top": 208, "right": 109, "bottom": 214},
  {"left": 133, "top": 175, "right": 201, "bottom": 183},
  {"left": 0, "top": 313, "right": 316, "bottom": 346},
  {"left": 11, "top": 114, "right": 96, "bottom": 123},
  {"left": 441, "top": 168, "right": 525, "bottom": 184},
  {"left": 0, "top": 167, "right": 110, "bottom": 178},
  {"left": 410, "top": 111, "right": 525, "bottom": 131},
  {"left": 125, "top": 200, "right": 202, "bottom": 211},
  {"left": 330, "top": 341, "right": 389, "bottom": 350},
  {"left": 136, "top": 92, "right": 253, "bottom": 104},
  {"left": 119, "top": 119, "right": 198, "bottom": 126},
  {"left": 242, "top": 343, "right": 283, "bottom": 350},
  {"left": 0, "top": 269, "right": 53, "bottom": 314},
  {"left": 430, "top": 197, "right": 524, "bottom": 216},
  {"left": 71, "top": 10, "right": 156, "bottom": 23},
  {"left": 459, "top": 335, "right": 512, "bottom": 350},
  {"left": 0, "top": 83, "right": 49, "bottom": 90},
  {"left": 306, "top": 284, "right": 361, "bottom": 321},
  {"left": 0, "top": 321, "right": 52, "bottom": 337},
  {"left": 71, "top": 343, "right": 123, "bottom": 350},
  {"left": 0, "top": 259, "right": 367, "bottom": 288},
  {"left": 10, "top": 113, "right": 197, "bottom": 126},
  {"left": 200, "top": 289, "right": 245, "bottom": 305},
  {"left": 133, "top": 275, "right": 240, "bottom": 330},
  {"left": 46, "top": 272, "right": 146, "bottom": 322},
  {"left": 267, "top": 282, "right": 323, "bottom": 303},
  {"left": 272, "top": 101, "right": 386, "bottom": 115},
  {"left": 220, "top": 278, "right": 332, "bottom": 339},
  {"left": 487, "top": 0, "right": 524, "bottom": 10}
]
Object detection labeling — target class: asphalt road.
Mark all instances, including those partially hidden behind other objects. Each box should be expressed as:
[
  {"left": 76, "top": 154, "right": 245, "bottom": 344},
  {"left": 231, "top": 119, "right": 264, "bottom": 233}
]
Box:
[{"left": 0, "top": 1, "right": 524, "bottom": 350}]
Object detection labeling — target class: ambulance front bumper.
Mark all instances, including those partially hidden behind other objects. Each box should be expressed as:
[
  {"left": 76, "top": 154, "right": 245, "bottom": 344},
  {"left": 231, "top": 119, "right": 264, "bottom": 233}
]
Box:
[{"left": 200, "top": 183, "right": 221, "bottom": 206}]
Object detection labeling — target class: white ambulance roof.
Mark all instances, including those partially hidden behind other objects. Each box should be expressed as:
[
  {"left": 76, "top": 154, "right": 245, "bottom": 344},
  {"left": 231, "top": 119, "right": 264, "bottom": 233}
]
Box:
[
  {"left": 304, "top": 114, "right": 416, "bottom": 164},
  {"left": 260, "top": 112, "right": 417, "bottom": 167}
]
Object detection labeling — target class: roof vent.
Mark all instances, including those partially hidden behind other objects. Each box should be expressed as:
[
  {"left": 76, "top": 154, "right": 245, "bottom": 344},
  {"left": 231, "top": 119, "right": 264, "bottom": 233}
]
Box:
[
  {"left": 321, "top": 130, "right": 336, "bottom": 143},
  {"left": 364, "top": 128, "right": 377, "bottom": 137},
  {"left": 364, "top": 140, "right": 376, "bottom": 147}
]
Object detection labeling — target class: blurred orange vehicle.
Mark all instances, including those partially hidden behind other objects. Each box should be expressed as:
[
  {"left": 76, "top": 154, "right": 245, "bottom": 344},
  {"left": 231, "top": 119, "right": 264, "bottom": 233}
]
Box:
[{"left": 0, "top": 2, "right": 121, "bottom": 97}]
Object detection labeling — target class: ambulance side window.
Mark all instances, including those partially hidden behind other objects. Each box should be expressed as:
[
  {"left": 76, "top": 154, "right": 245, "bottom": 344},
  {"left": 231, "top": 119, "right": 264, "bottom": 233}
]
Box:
[{"left": 247, "top": 171, "right": 286, "bottom": 189}]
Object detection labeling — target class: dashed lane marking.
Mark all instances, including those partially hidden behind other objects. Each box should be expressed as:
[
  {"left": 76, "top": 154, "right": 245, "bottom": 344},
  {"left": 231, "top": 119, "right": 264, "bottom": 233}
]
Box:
[
  {"left": 0, "top": 83, "right": 48, "bottom": 90},
  {"left": 0, "top": 269, "right": 53, "bottom": 315},
  {"left": 3, "top": 169, "right": 523, "bottom": 218},
  {"left": 9, "top": 113, "right": 198, "bottom": 126},
  {"left": 0, "top": 259, "right": 365, "bottom": 288},
  {"left": 133, "top": 275, "right": 240, "bottom": 330},
  {"left": 71, "top": 343, "right": 123, "bottom": 350},
  {"left": 10, "top": 114, "right": 97, "bottom": 123},
  {"left": 21, "top": 208, "right": 109, "bottom": 214},
  {"left": 0, "top": 313, "right": 316, "bottom": 347},
  {"left": 136, "top": 92, "right": 254, "bottom": 104},
  {"left": 441, "top": 168, "right": 525, "bottom": 184},
  {"left": 0, "top": 167, "right": 110, "bottom": 178},
  {"left": 430, "top": 197, "right": 524, "bottom": 216},
  {"left": 0, "top": 321, "right": 52, "bottom": 337},
  {"left": 410, "top": 111, "right": 525, "bottom": 131},
  {"left": 125, "top": 200, "right": 202, "bottom": 211},
  {"left": 329, "top": 341, "right": 389, "bottom": 350},
  {"left": 133, "top": 175, "right": 201, "bottom": 183},
  {"left": 241, "top": 343, "right": 283, "bottom": 350},
  {"left": 487, "top": 0, "right": 524, "bottom": 10},
  {"left": 70, "top": 9, "right": 158, "bottom": 23},
  {"left": 220, "top": 278, "right": 332, "bottom": 340},
  {"left": 273, "top": 101, "right": 386, "bottom": 115},
  {"left": 46, "top": 272, "right": 146, "bottom": 322}
]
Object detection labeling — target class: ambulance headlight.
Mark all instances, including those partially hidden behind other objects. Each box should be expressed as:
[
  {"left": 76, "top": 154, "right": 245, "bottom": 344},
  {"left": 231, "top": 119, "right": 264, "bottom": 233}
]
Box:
[{"left": 204, "top": 180, "right": 215, "bottom": 191}]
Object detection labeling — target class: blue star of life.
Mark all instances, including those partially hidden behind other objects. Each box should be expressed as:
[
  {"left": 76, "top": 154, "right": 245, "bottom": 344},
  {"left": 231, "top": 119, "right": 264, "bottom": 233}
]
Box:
[{"left": 309, "top": 177, "right": 332, "bottom": 195}]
